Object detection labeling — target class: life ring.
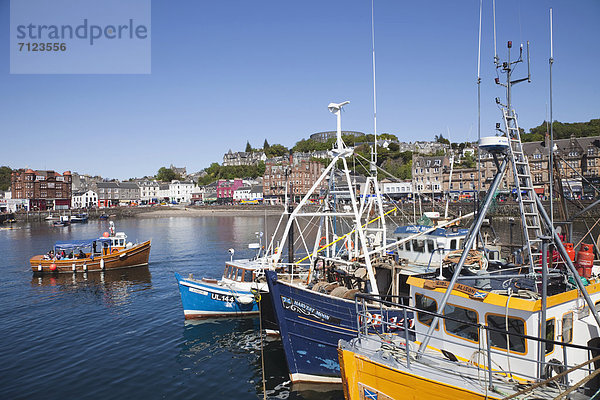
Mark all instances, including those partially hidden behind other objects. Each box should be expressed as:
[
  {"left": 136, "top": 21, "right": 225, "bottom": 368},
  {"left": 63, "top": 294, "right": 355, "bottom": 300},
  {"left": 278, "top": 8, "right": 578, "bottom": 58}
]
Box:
[
  {"left": 345, "top": 238, "right": 354, "bottom": 251},
  {"left": 318, "top": 237, "right": 327, "bottom": 248},
  {"left": 111, "top": 248, "right": 119, "bottom": 254}
]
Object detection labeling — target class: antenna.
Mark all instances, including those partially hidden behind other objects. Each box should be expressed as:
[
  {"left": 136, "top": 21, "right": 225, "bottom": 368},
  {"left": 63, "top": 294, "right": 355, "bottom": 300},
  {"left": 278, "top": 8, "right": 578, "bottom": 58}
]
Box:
[
  {"left": 476, "top": 0, "right": 482, "bottom": 217},
  {"left": 549, "top": 8, "right": 555, "bottom": 231},
  {"left": 493, "top": 0, "right": 498, "bottom": 64},
  {"left": 494, "top": 38, "right": 531, "bottom": 111},
  {"left": 370, "top": 0, "right": 378, "bottom": 171}
]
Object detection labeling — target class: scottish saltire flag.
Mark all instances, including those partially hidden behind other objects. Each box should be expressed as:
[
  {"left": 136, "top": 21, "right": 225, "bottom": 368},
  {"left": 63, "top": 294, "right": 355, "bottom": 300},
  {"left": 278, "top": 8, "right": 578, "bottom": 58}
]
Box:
[{"left": 364, "top": 388, "right": 378, "bottom": 400}]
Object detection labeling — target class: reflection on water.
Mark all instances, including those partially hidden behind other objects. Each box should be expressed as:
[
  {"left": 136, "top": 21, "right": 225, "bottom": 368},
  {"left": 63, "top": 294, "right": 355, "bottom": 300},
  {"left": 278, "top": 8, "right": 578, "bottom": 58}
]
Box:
[{"left": 31, "top": 266, "right": 152, "bottom": 308}]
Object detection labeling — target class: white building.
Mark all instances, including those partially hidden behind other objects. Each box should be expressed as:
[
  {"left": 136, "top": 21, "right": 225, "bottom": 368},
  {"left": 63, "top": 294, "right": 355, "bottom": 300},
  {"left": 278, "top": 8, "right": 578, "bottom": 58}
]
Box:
[
  {"left": 169, "top": 180, "right": 197, "bottom": 204},
  {"left": 233, "top": 185, "right": 252, "bottom": 202},
  {"left": 0, "top": 198, "right": 29, "bottom": 212},
  {"left": 382, "top": 180, "right": 413, "bottom": 198},
  {"left": 139, "top": 181, "right": 160, "bottom": 203},
  {"left": 249, "top": 186, "right": 263, "bottom": 202},
  {"left": 158, "top": 184, "right": 170, "bottom": 202},
  {"left": 72, "top": 190, "right": 98, "bottom": 208}
]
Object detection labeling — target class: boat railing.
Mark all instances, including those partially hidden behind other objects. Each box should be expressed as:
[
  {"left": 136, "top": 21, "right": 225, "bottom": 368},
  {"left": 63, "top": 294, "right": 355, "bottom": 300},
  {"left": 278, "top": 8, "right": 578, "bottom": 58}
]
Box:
[{"left": 354, "top": 293, "right": 600, "bottom": 393}]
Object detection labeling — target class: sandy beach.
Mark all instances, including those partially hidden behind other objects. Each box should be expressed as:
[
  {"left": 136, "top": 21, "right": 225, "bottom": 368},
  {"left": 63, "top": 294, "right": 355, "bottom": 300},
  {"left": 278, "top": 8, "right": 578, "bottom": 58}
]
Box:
[{"left": 135, "top": 205, "right": 284, "bottom": 218}]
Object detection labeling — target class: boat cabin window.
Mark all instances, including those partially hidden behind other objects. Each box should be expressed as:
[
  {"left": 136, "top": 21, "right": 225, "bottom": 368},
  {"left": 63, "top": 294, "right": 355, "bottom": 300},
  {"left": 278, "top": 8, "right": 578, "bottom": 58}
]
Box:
[
  {"left": 426, "top": 239, "right": 435, "bottom": 253},
  {"left": 562, "top": 312, "right": 573, "bottom": 344},
  {"left": 415, "top": 294, "right": 439, "bottom": 330},
  {"left": 412, "top": 240, "right": 425, "bottom": 253},
  {"left": 444, "top": 304, "right": 479, "bottom": 342},
  {"left": 458, "top": 239, "right": 465, "bottom": 249},
  {"left": 244, "top": 269, "right": 253, "bottom": 282},
  {"left": 397, "top": 241, "right": 405, "bottom": 251},
  {"left": 545, "top": 318, "right": 555, "bottom": 354},
  {"left": 486, "top": 314, "right": 526, "bottom": 354},
  {"left": 450, "top": 239, "right": 457, "bottom": 250}
]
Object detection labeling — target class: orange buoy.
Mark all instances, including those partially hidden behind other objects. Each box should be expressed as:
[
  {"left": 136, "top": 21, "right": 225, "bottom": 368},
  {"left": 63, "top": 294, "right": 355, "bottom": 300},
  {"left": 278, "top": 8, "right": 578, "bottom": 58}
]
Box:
[
  {"left": 576, "top": 244, "right": 595, "bottom": 278},
  {"left": 103, "top": 232, "right": 110, "bottom": 238},
  {"left": 49, "top": 263, "right": 57, "bottom": 271}
]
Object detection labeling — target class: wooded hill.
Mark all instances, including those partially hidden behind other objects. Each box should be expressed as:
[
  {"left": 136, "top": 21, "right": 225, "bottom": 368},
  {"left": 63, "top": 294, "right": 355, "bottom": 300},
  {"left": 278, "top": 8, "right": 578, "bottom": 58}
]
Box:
[{"left": 522, "top": 118, "right": 600, "bottom": 142}]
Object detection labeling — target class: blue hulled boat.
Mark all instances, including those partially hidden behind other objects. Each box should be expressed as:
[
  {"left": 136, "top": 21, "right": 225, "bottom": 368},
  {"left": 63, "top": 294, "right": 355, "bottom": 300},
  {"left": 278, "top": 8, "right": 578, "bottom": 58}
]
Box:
[
  {"left": 175, "top": 260, "right": 265, "bottom": 319},
  {"left": 266, "top": 270, "right": 412, "bottom": 383}
]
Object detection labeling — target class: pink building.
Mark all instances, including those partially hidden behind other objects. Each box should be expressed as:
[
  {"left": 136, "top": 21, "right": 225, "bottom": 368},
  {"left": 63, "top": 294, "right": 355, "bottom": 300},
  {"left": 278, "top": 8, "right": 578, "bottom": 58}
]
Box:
[{"left": 216, "top": 179, "right": 243, "bottom": 199}]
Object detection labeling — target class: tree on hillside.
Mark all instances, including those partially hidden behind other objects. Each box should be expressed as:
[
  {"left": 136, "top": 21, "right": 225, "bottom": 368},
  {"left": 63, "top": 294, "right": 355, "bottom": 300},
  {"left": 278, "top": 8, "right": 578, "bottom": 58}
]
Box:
[
  {"left": 263, "top": 139, "right": 270, "bottom": 150},
  {"left": 0, "top": 166, "right": 11, "bottom": 191},
  {"left": 245, "top": 141, "right": 252, "bottom": 153},
  {"left": 156, "top": 167, "right": 180, "bottom": 182},
  {"left": 522, "top": 118, "right": 600, "bottom": 142},
  {"left": 435, "top": 134, "right": 450, "bottom": 145},
  {"left": 265, "top": 144, "right": 288, "bottom": 158}
]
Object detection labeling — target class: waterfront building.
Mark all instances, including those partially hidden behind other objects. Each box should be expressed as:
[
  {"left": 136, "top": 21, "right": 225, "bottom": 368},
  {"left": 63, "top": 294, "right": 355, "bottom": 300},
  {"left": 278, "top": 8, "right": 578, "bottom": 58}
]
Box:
[
  {"left": 249, "top": 185, "right": 263, "bottom": 202},
  {"left": 96, "top": 182, "right": 141, "bottom": 207},
  {"left": 522, "top": 134, "right": 600, "bottom": 198},
  {"left": 11, "top": 169, "right": 72, "bottom": 210},
  {"left": 216, "top": 179, "right": 243, "bottom": 201},
  {"left": 263, "top": 153, "right": 325, "bottom": 203},
  {"left": 138, "top": 180, "right": 160, "bottom": 203},
  {"left": 157, "top": 183, "right": 170, "bottom": 202},
  {"left": 72, "top": 190, "right": 98, "bottom": 209},
  {"left": 0, "top": 198, "right": 29, "bottom": 212},
  {"left": 233, "top": 185, "right": 251, "bottom": 202},
  {"left": 222, "top": 150, "right": 267, "bottom": 167},
  {"left": 412, "top": 155, "right": 450, "bottom": 196},
  {"left": 169, "top": 180, "right": 197, "bottom": 204},
  {"left": 381, "top": 179, "right": 413, "bottom": 199}
]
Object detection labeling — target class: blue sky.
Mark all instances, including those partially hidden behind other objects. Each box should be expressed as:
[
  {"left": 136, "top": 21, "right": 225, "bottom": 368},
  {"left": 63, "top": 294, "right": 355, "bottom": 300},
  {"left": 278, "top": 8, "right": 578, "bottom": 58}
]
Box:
[{"left": 1, "top": 0, "right": 598, "bottom": 180}]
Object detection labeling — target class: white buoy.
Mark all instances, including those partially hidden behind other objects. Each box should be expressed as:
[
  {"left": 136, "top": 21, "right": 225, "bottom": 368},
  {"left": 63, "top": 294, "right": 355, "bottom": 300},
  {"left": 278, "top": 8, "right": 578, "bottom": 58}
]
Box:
[
  {"left": 83, "top": 263, "right": 87, "bottom": 271},
  {"left": 100, "top": 258, "right": 105, "bottom": 270},
  {"left": 72, "top": 263, "right": 76, "bottom": 272},
  {"left": 38, "top": 264, "right": 42, "bottom": 271}
]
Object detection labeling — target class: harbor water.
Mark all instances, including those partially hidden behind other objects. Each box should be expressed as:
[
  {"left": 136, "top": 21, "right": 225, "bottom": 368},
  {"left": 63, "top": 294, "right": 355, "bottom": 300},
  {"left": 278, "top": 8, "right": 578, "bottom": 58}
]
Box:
[
  {"left": 0, "top": 216, "right": 343, "bottom": 400},
  {"left": 2, "top": 214, "right": 598, "bottom": 399}
]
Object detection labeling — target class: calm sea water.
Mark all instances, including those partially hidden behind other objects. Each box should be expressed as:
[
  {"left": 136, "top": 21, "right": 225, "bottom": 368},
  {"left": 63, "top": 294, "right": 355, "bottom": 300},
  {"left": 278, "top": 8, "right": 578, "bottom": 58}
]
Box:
[{"left": 0, "top": 216, "right": 343, "bottom": 400}]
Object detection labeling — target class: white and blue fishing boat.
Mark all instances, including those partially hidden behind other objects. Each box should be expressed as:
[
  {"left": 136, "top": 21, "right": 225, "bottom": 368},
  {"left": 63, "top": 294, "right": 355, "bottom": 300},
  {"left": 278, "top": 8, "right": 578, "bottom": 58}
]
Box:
[
  {"left": 70, "top": 213, "right": 88, "bottom": 223},
  {"left": 175, "top": 260, "right": 263, "bottom": 319},
  {"left": 263, "top": 102, "right": 476, "bottom": 383}
]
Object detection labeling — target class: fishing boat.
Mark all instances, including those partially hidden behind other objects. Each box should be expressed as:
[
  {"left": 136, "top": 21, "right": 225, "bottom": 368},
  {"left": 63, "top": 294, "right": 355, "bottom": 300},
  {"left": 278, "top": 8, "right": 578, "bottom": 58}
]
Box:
[
  {"left": 70, "top": 213, "right": 88, "bottom": 223},
  {"left": 175, "top": 228, "right": 306, "bottom": 323},
  {"left": 338, "top": 34, "right": 600, "bottom": 399},
  {"left": 262, "top": 101, "right": 473, "bottom": 383},
  {"left": 31, "top": 222, "right": 151, "bottom": 273},
  {"left": 99, "top": 214, "right": 109, "bottom": 220}
]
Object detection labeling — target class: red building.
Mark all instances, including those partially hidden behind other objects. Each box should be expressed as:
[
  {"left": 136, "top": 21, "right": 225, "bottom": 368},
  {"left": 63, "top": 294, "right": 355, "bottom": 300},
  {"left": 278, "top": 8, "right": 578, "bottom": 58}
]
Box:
[
  {"left": 11, "top": 169, "right": 72, "bottom": 210},
  {"left": 216, "top": 179, "right": 243, "bottom": 200},
  {"left": 263, "top": 153, "right": 325, "bottom": 203}
]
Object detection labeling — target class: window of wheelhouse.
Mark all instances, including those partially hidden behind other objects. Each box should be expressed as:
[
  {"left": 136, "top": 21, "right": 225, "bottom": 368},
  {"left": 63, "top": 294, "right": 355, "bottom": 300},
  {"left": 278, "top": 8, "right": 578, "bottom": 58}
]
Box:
[
  {"left": 244, "top": 269, "right": 253, "bottom": 282},
  {"left": 412, "top": 239, "right": 425, "bottom": 253},
  {"left": 562, "top": 312, "right": 573, "bottom": 344},
  {"left": 545, "top": 318, "right": 555, "bottom": 354},
  {"left": 415, "top": 293, "right": 439, "bottom": 330},
  {"left": 426, "top": 239, "right": 435, "bottom": 253},
  {"left": 486, "top": 314, "right": 527, "bottom": 354},
  {"left": 449, "top": 239, "right": 457, "bottom": 250},
  {"left": 444, "top": 304, "right": 479, "bottom": 342}
]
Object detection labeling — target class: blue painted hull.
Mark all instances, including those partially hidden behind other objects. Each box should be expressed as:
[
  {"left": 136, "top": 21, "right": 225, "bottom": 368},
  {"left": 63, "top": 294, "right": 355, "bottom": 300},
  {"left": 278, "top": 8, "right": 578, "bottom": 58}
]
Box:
[
  {"left": 175, "top": 273, "right": 259, "bottom": 319},
  {"left": 265, "top": 270, "right": 412, "bottom": 383}
]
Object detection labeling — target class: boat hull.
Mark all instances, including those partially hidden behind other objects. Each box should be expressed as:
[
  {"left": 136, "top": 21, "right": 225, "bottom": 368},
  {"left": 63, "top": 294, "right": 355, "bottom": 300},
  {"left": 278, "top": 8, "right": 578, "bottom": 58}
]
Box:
[
  {"left": 175, "top": 273, "right": 260, "bottom": 319},
  {"left": 30, "top": 241, "right": 151, "bottom": 273},
  {"left": 266, "top": 270, "right": 411, "bottom": 383},
  {"left": 337, "top": 347, "right": 501, "bottom": 400}
]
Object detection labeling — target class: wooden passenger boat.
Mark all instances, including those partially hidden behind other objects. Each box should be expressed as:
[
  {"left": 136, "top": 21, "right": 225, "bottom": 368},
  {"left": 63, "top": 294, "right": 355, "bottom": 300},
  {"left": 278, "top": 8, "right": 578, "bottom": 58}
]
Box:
[{"left": 30, "top": 226, "right": 151, "bottom": 273}]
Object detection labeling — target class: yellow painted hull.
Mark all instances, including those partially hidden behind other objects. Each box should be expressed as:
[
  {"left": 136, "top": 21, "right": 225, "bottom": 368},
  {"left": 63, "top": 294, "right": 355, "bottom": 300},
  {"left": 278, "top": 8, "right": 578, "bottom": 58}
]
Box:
[{"left": 338, "top": 348, "right": 501, "bottom": 400}]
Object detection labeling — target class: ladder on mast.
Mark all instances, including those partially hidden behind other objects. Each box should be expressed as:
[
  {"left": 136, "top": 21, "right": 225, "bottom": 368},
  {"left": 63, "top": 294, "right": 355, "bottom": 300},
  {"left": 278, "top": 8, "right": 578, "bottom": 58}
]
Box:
[{"left": 503, "top": 107, "right": 543, "bottom": 273}]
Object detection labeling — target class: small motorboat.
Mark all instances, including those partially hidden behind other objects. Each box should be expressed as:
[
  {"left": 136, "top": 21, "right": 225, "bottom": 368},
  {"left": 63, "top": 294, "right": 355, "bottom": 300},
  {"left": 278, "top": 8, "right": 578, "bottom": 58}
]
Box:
[
  {"left": 70, "top": 213, "right": 88, "bottom": 223},
  {"left": 53, "top": 216, "right": 70, "bottom": 227}
]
